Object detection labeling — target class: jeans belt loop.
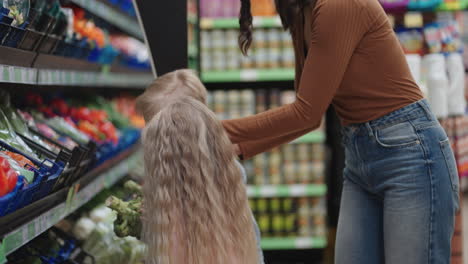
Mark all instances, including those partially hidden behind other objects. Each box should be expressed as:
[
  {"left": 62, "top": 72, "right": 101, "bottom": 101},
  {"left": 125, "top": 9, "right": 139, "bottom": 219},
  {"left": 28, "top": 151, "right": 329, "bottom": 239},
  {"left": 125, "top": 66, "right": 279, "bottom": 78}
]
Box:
[
  {"left": 417, "top": 99, "right": 433, "bottom": 121},
  {"left": 365, "top": 122, "right": 374, "bottom": 138}
]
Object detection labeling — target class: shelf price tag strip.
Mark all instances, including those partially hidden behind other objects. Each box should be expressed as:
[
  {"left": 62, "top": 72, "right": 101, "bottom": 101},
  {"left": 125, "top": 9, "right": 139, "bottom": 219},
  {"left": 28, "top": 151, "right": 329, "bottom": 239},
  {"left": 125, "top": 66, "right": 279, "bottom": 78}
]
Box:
[
  {"left": 0, "top": 150, "right": 140, "bottom": 257},
  {"left": 247, "top": 184, "right": 327, "bottom": 198},
  {"left": 260, "top": 237, "right": 327, "bottom": 250}
]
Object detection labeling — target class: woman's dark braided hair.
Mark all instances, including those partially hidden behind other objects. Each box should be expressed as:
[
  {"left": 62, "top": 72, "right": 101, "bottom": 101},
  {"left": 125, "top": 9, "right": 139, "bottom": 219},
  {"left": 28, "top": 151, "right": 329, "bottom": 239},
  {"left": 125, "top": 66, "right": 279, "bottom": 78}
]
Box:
[{"left": 238, "top": 0, "right": 315, "bottom": 56}]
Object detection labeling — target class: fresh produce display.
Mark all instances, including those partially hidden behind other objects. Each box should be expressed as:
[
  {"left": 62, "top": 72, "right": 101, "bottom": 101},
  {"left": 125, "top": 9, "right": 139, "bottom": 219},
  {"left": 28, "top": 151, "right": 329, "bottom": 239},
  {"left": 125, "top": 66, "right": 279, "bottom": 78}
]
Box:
[
  {"left": 106, "top": 180, "right": 142, "bottom": 238},
  {"left": 0, "top": 91, "right": 143, "bottom": 216},
  {"left": 8, "top": 203, "right": 146, "bottom": 264}
]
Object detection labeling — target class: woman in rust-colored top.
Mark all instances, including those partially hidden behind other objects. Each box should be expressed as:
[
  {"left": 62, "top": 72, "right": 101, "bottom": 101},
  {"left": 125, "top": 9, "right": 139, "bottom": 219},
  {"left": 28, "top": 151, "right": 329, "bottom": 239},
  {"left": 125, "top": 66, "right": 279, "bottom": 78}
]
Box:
[{"left": 224, "top": 0, "right": 460, "bottom": 263}]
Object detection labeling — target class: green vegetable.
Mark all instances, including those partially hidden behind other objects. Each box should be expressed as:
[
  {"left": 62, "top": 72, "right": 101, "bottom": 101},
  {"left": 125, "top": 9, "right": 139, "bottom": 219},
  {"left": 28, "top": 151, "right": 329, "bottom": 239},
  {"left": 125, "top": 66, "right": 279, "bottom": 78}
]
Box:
[
  {"left": 106, "top": 195, "right": 142, "bottom": 238},
  {"left": 46, "top": 117, "right": 90, "bottom": 145}
]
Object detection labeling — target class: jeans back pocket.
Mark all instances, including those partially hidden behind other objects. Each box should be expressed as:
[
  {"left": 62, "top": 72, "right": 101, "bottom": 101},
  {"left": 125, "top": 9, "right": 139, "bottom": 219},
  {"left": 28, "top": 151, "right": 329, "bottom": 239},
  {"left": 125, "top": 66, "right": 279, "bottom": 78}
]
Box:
[
  {"left": 375, "top": 121, "right": 420, "bottom": 148},
  {"left": 440, "top": 139, "right": 459, "bottom": 192}
]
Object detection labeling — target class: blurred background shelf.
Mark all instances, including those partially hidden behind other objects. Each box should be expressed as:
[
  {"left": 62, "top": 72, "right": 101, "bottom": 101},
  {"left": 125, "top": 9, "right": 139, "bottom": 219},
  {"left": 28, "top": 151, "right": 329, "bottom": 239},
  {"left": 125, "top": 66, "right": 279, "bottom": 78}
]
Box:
[
  {"left": 247, "top": 184, "right": 327, "bottom": 198},
  {"left": 261, "top": 237, "right": 327, "bottom": 250},
  {"left": 70, "top": 0, "right": 144, "bottom": 39}
]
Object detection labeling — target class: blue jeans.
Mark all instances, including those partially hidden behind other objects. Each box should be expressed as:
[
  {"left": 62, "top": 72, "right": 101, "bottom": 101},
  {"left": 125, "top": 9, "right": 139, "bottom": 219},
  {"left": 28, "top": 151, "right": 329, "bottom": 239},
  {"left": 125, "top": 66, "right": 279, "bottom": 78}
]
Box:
[{"left": 336, "top": 99, "right": 459, "bottom": 264}]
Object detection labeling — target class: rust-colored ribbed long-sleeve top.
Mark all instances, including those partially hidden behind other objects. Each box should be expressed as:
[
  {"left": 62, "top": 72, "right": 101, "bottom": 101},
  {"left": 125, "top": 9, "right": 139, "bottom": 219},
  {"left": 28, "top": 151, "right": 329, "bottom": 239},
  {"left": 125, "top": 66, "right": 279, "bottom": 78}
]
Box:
[{"left": 222, "top": 0, "right": 423, "bottom": 159}]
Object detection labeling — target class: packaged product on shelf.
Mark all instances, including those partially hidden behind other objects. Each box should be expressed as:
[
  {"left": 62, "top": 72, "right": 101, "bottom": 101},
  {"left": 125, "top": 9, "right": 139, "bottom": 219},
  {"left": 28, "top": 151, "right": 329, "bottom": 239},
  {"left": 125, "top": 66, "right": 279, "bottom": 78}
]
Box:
[
  {"left": 311, "top": 143, "right": 325, "bottom": 161},
  {"left": 422, "top": 53, "right": 449, "bottom": 118},
  {"left": 254, "top": 29, "right": 268, "bottom": 68},
  {"left": 424, "top": 23, "right": 443, "bottom": 54},
  {"left": 284, "top": 162, "right": 297, "bottom": 184},
  {"left": 253, "top": 153, "right": 268, "bottom": 185},
  {"left": 312, "top": 161, "right": 325, "bottom": 184},
  {"left": 251, "top": 197, "right": 326, "bottom": 238},
  {"left": 284, "top": 213, "right": 297, "bottom": 236},
  {"left": 271, "top": 213, "right": 285, "bottom": 236},
  {"left": 298, "top": 161, "right": 311, "bottom": 184},
  {"left": 446, "top": 52, "right": 466, "bottom": 115},
  {"left": 240, "top": 90, "right": 255, "bottom": 116},
  {"left": 297, "top": 197, "right": 312, "bottom": 236},
  {"left": 267, "top": 28, "right": 282, "bottom": 68},
  {"left": 227, "top": 90, "right": 241, "bottom": 118},
  {"left": 396, "top": 27, "right": 424, "bottom": 54},
  {"left": 280, "top": 31, "right": 295, "bottom": 68},
  {"left": 269, "top": 148, "right": 282, "bottom": 184},
  {"left": 213, "top": 90, "right": 226, "bottom": 119}
]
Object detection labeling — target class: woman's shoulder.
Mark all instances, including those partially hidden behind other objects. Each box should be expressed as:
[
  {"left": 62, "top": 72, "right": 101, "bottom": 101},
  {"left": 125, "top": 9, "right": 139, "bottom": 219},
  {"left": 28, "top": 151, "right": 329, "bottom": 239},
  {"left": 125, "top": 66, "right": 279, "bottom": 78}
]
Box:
[
  {"left": 315, "top": 0, "right": 382, "bottom": 11},
  {"left": 313, "top": 0, "right": 384, "bottom": 26}
]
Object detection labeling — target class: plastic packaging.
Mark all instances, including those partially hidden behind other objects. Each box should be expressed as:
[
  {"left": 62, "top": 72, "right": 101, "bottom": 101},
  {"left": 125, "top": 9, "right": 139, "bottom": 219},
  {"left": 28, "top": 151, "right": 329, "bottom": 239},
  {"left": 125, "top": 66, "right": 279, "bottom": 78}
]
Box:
[
  {"left": 423, "top": 53, "right": 449, "bottom": 118},
  {"left": 405, "top": 54, "right": 427, "bottom": 95},
  {"left": 446, "top": 52, "right": 466, "bottom": 115}
]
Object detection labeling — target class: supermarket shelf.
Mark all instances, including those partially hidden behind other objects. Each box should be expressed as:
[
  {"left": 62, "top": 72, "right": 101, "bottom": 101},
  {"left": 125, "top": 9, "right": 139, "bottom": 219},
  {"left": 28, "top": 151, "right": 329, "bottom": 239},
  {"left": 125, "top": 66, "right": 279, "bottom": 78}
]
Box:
[
  {"left": 202, "top": 68, "right": 294, "bottom": 83},
  {"left": 0, "top": 63, "right": 153, "bottom": 88},
  {"left": 200, "top": 16, "right": 282, "bottom": 29},
  {"left": 247, "top": 184, "right": 327, "bottom": 198},
  {"left": 70, "top": 0, "right": 143, "bottom": 39},
  {"left": 36, "top": 69, "right": 153, "bottom": 87},
  {"left": 292, "top": 132, "right": 325, "bottom": 144},
  {"left": 0, "top": 147, "right": 141, "bottom": 261},
  {"left": 261, "top": 237, "right": 327, "bottom": 250},
  {"left": 0, "top": 64, "right": 38, "bottom": 85}
]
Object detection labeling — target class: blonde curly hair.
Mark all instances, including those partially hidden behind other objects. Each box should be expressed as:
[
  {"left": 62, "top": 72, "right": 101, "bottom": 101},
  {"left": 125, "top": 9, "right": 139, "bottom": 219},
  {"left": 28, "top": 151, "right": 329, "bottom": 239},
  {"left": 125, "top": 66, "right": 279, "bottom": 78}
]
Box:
[
  {"left": 141, "top": 97, "right": 258, "bottom": 264},
  {"left": 136, "top": 69, "right": 207, "bottom": 122}
]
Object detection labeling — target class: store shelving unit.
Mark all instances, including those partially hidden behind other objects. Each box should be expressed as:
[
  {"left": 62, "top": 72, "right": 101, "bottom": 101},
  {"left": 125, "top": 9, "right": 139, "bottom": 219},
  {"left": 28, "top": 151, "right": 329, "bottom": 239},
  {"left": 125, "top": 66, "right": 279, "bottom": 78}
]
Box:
[
  {"left": 70, "top": 0, "right": 144, "bottom": 39},
  {"left": 0, "top": 147, "right": 141, "bottom": 263},
  {"left": 0, "top": 44, "right": 153, "bottom": 88},
  {"left": 0, "top": 0, "right": 154, "bottom": 261}
]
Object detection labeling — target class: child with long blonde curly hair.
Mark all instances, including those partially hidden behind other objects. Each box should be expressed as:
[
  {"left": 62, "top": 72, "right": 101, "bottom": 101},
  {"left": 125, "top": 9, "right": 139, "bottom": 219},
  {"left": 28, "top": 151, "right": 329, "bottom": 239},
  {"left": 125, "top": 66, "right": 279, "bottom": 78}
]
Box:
[
  {"left": 136, "top": 70, "right": 262, "bottom": 263},
  {"left": 141, "top": 97, "right": 258, "bottom": 264}
]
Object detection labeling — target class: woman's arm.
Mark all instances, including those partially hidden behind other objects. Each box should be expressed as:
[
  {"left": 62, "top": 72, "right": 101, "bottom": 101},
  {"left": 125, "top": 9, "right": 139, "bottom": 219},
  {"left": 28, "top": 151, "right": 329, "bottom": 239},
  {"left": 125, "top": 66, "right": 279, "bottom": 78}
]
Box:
[
  {"left": 236, "top": 124, "right": 318, "bottom": 159},
  {"left": 223, "top": 1, "right": 372, "bottom": 153}
]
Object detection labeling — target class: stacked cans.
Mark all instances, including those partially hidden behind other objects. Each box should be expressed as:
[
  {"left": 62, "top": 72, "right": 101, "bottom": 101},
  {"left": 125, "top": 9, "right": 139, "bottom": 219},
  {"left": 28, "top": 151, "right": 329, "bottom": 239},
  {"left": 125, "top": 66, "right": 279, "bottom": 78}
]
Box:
[
  {"left": 201, "top": 28, "right": 295, "bottom": 72},
  {"left": 250, "top": 197, "right": 327, "bottom": 237}
]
